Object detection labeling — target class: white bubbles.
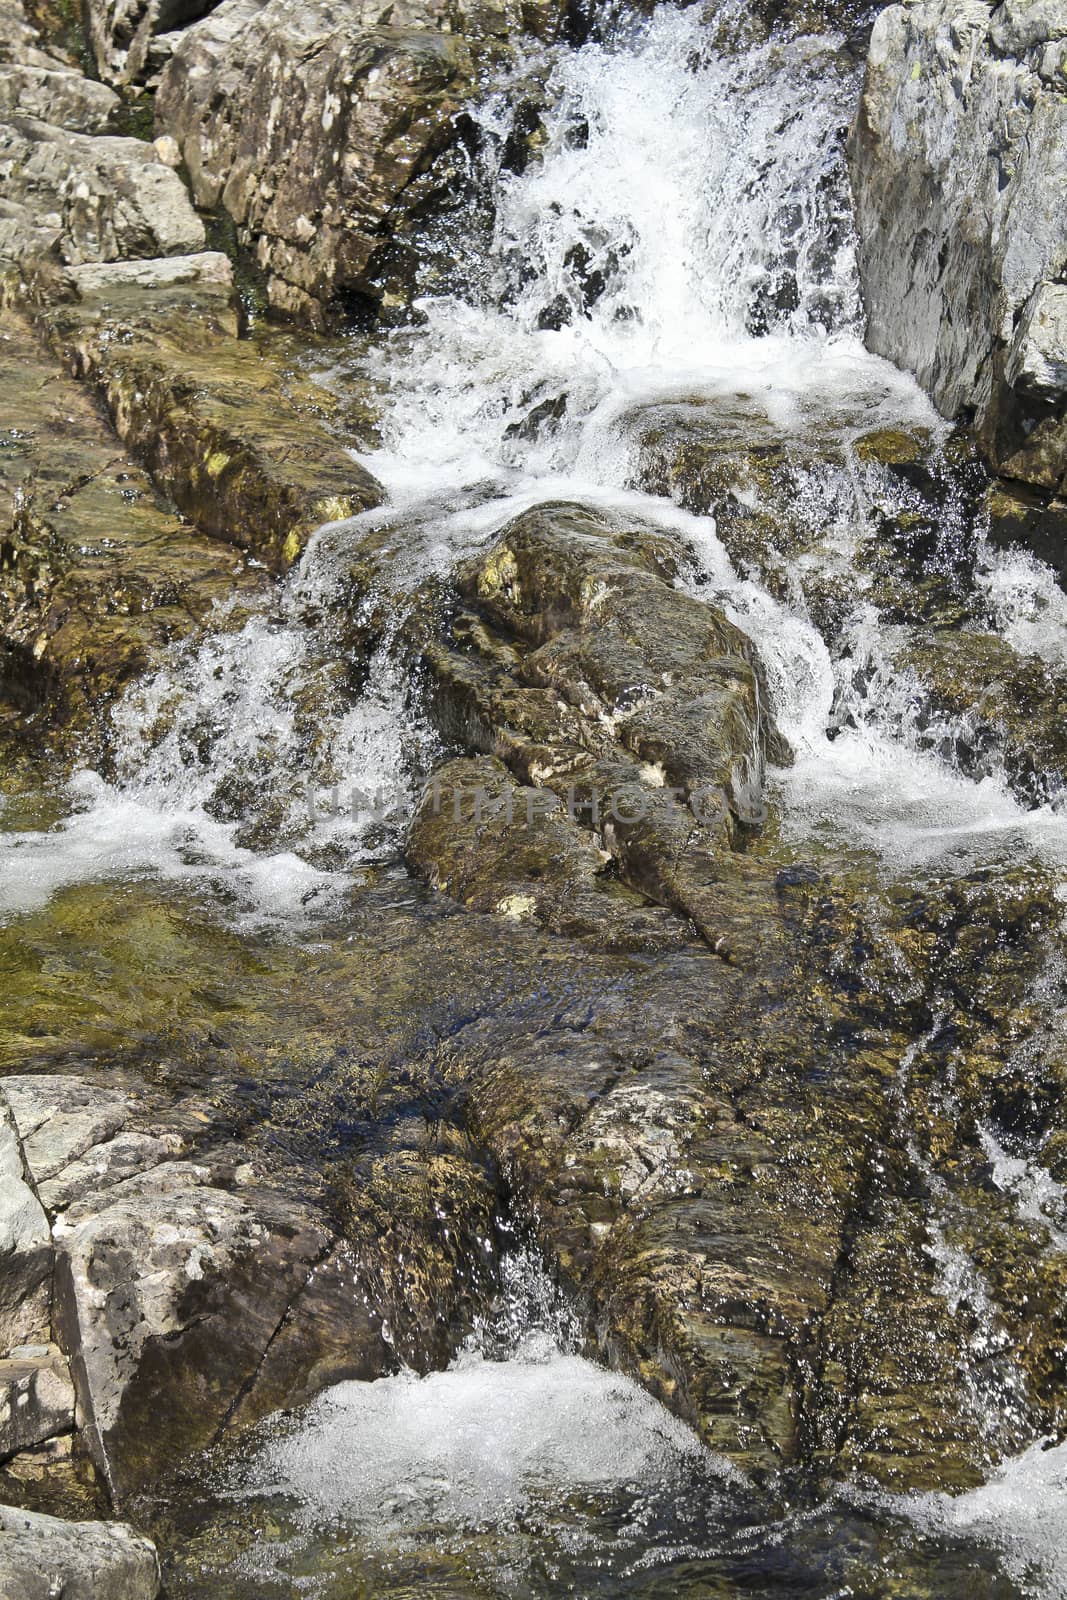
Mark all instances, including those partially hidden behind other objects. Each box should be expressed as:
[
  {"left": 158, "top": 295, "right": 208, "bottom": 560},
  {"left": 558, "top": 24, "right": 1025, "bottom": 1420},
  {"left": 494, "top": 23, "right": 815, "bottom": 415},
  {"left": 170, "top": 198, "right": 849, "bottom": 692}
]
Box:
[
  {"left": 894, "top": 1438, "right": 1067, "bottom": 1600},
  {"left": 251, "top": 1347, "right": 709, "bottom": 1540},
  {"left": 978, "top": 542, "right": 1067, "bottom": 669}
]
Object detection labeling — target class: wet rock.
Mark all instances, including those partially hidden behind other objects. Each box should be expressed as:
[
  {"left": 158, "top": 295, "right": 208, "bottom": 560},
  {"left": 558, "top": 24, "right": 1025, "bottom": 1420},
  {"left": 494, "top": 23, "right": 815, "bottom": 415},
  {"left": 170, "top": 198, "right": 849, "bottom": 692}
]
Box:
[
  {"left": 0, "top": 1097, "right": 51, "bottom": 1353},
  {"left": 155, "top": 0, "right": 568, "bottom": 324},
  {"left": 849, "top": 0, "right": 1067, "bottom": 490},
  {"left": 417, "top": 500, "right": 779, "bottom": 959},
  {"left": 624, "top": 391, "right": 989, "bottom": 631},
  {"left": 407, "top": 754, "right": 692, "bottom": 950},
  {"left": 986, "top": 478, "right": 1067, "bottom": 590},
  {"left": 0, "top": 116, "right": 206, "bottom": 271},
  {"left": 896, "top": 626, "right": 1067, "bottom": 806},
  {"left": 2, "top": 856, "right": 1053, "bottom": 1495},
  {"left": 0, "top": 1503, "right": 159, "bottom": 1598},
  {"left": 38, "top": 274, "right": 384, "bottom": 571},
  {"left": 0, "top": 1343, "right": 75, "bottom": 1460},
  {"left": 0, "top": 305, "right": 266, "bottom": 756}
]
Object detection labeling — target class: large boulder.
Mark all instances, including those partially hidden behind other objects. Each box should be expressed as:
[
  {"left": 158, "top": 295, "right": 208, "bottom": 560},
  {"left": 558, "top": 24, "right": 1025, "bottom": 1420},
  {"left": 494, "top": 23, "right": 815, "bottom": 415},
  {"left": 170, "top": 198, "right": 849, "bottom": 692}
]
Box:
[
  {"left": 411, "top": 501, "right": 781, "bottom": 961},
  {"left": 849, "top": 0, "right": 1067, "bottom": 492},
  {"left": 0, "top": 1072, "right": 389, "bottom": 1499},
  {"left": 154, "top": 0, "right": 568, "bottom": 324},
  {"left": 0, "top": 1504, "right": 159, "bottom": 1599}
]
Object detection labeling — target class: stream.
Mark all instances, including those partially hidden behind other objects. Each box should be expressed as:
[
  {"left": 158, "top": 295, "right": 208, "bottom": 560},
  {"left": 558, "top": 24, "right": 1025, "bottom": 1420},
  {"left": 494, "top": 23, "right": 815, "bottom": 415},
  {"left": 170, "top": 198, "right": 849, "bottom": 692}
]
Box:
[{"left": 3, "top": 1, "right": 1067, "bottom": 1594}]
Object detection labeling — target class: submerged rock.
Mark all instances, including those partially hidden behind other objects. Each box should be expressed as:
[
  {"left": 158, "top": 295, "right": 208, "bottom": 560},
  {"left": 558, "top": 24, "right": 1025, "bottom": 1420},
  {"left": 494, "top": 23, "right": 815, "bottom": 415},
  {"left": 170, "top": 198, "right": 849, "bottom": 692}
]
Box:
[{"left": 850, "top": 0, "right": 1067, "bottom": 496}]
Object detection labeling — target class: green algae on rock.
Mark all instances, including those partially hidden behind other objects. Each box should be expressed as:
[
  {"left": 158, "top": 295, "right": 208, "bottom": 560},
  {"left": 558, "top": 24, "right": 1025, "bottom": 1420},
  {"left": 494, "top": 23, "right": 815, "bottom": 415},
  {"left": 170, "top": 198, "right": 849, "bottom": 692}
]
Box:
[
  {"left": 37, "top": 260, "right": 384, "bottom": 572},
  {"left": 0, "top": 304, "right": 266, "bottom": 764}
]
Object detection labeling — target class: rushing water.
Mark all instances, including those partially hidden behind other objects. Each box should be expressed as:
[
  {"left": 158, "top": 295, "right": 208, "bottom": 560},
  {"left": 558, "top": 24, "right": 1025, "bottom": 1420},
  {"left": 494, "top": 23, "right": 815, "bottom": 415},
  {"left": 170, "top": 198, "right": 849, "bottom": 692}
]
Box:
[
  {"left": 3, "top": 4, "right": 1067, "bottom": 924},
  {"left": 156, "top": 1247, "right": 1067, "bottom": 1599},
  {"left": 5, "top": 1, "right": 1067, "bottom": 1590}
]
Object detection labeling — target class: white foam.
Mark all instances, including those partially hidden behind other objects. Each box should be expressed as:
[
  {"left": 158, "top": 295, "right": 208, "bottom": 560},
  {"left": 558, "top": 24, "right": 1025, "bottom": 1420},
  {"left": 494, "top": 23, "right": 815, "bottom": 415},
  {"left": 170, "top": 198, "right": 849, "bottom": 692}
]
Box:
[
  {"left": 248, "top": 1342, "right": 713, "bottom": 1539},
  {"left": 897, "top": 1438, "right": 1067, "bottom": 1600}
]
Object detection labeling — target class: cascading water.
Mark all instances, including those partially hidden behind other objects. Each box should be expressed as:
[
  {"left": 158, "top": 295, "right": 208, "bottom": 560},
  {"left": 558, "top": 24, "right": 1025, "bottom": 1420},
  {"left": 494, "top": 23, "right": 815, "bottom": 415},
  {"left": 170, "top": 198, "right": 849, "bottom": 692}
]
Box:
[
  {"left": 5, "top": 0, "right": 1065, "bottom": 928},
  {"left": 5, "top": 5, "right": 1067, "bottom": 1590}
]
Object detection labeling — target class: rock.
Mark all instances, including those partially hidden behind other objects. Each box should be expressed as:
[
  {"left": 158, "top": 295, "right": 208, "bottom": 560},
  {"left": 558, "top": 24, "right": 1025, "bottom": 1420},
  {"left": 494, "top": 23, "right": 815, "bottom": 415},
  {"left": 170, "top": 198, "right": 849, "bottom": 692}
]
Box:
[
  {"left": 155, "top": 0, "right": 567, "bottom": 324},
  {"left": 0, "top": 1097, "right": 51, "bottom": 1354},
  {"left": 415, "top": 501, "right": 781, "bottom": 960},
  {"left": 0, "top": 1344, "right": 75, "bottom": 1460},
  {"left": 986, "top": 478, "right": 1067, "bottom": 589},
  {"left": 0, "top": 1504, "right": 159, "bottom": 1599},
  {"left": 623, "top": 389, "right": 991, "bottom": 632},
  {"left": 38, "top": 276, "right": 384, "bottom": 571},
  {"left": 86, "top": 0, "right": 223, "bottom": 86},
  {"left": 0, "top": 305, "right": 266, "bottom": 757},
  {"left": 150, "top": 131, "right": 180, "bottom": 166},
  {"left": 407, "top": 753, "right": 691, "bottom": 950},
  {"left": 0, "top": 1075, "right": 183, "bottom": 1214},
  {"left": 894, "top": 626, "right": 1067, "bottom": 806},
  {"left": 849, "top": 0, "right": 1067, "bottom": 490},
  {"left": 0, "top": 1070, "right": 386, "bottom": 1497},
  {"left": 0, "top": 65, "right": 119, "bottom": 131},
  {"left": 0, "top": 117, "right": 206, "bottom": 272},
  {"left": 1006, "top": 281, "right": 1067, "bottom": 403},
  {"left": 66, "top": 248, "right": 233, "bottom": 299}
]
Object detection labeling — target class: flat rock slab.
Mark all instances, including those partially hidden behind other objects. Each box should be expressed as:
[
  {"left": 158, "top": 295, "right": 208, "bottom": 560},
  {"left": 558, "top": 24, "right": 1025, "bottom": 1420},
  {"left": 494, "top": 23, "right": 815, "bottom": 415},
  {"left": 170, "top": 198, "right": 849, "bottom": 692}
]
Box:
[
  {"left": 39, "top": 275, "right": 384, "bottom": 571},
  {"left": 0, "top": 1504, "right": 159, "bottom": 1599}
]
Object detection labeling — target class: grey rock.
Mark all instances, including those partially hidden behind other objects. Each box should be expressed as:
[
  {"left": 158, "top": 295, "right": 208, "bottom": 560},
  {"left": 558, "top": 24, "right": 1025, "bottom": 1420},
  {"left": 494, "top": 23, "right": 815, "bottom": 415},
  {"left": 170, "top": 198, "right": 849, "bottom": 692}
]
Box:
[
  {"left": 86, "top": 0, "right": 223, "bottom": 85},
  {"left": 51, "top": 1153, "right": 380, "bottom": 1496},
  {"left": 0, "top": 65, "right": 119, "bottom": 131},
  {"left": 1006, "top": 280, "right": 1067, "bottom": 402},
  {"left": 849, "top": 0, "right": 1067, "bottom": 486},
  {"left": 0, "top": 116, "right": 205, "bottom": 271},
  {"left": 1, "top": 1076, "right": 131, "bottom": 1186},
  {"left": 0, "top": 0, "right": 67, "bottom": 68},
  {"left": 0, "top": 1099, "right": 51, "bottom": 1354},
  {"left": 0, "top": 1505, "right": 159, "bottom": 1600},
  {"left": 67, "top": 248, "right": 233, "bottom": 300},
  {"left": 0, "top": 1344, "right": 75, "bottom": 1460},
  {"left": 155, "top": 0, "right": 565, "bottom": 323},
  {"left": 991, "top": 0, "right": 1067, "bottom": 53}
]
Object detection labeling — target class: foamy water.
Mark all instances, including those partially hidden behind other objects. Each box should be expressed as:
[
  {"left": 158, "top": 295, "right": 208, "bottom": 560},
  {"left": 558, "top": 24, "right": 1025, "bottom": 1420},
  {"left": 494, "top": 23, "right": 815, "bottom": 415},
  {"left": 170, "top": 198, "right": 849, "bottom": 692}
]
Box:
[{"left": 4, "top": 2, "right": 1067, "bottom": 927}]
